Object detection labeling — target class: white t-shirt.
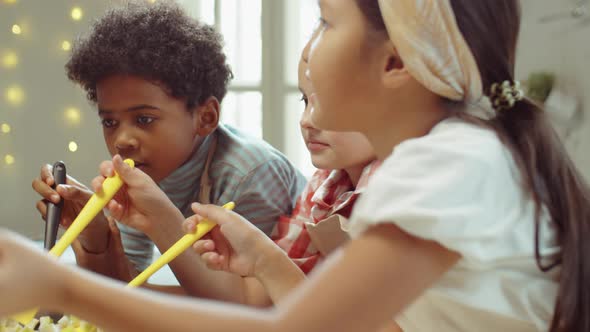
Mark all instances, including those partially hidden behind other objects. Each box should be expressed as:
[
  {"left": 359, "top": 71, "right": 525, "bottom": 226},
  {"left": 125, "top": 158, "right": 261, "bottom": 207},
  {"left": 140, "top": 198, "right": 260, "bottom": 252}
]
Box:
[{"left": 348, "top": 118, "right": 560, "bottom": 331}]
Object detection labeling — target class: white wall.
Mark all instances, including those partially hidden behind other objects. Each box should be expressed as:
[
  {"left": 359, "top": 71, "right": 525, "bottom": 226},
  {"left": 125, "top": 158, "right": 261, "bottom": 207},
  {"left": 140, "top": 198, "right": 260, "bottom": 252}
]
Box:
[{"left": 517, "top": 0, "right": 590, "bottom": 177}]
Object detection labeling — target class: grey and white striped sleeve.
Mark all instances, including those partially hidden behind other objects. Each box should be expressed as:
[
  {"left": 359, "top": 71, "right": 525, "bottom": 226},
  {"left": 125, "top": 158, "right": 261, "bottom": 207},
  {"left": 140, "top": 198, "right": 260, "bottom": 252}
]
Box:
[
  {"left": 217, "top": 159, "right": 306, "bottom": 236},
  {"left": 117, "top": 222, "right": 154, "bottom": 272}
]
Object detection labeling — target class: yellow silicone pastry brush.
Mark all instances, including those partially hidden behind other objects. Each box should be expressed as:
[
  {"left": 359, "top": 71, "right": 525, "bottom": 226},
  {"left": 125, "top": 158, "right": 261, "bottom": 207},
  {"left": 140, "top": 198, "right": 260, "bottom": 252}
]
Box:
[
  {"left": 127, "top": 201, "right": 235, "bottom": 288},
  {"left": 11, "top": 159, "right": 134, "bottom": 325}
]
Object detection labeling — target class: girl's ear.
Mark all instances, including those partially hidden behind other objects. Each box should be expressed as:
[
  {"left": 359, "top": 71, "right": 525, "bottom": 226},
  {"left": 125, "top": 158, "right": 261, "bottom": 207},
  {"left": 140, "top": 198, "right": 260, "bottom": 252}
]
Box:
[
  {"left": 380, "top": 41, "right": 412, "bottom": 90},
  {"left": 192, "top": 96, "right": 220, "bottom": 137}
]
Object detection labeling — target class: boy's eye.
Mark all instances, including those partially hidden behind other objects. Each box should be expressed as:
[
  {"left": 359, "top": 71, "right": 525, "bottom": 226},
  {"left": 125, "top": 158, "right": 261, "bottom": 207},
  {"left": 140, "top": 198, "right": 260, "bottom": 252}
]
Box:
[
  {"left": 137, "top": 116, "right": 155, "bottom": 125},
  {"left": 101, "top": 118, "right": 118, "bottom": 128},
  {"left": 300, "top": 94, "right": 309, "bottom": 108}
]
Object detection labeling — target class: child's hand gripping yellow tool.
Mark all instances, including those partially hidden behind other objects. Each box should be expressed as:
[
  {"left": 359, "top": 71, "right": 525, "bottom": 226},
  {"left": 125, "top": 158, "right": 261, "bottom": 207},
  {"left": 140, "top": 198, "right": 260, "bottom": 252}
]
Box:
[
  {"left": 127, "top": 202, "right": 235, "bottom": 287},
  {"left": 12, "top": 159, "right": 135, "bottom": 325}
]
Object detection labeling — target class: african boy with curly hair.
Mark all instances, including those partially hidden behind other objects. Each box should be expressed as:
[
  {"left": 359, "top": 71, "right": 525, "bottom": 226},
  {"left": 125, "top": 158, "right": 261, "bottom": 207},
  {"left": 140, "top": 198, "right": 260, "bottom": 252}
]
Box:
[{"left": 31, "top": 0, "right": 306, "bottom": 303}]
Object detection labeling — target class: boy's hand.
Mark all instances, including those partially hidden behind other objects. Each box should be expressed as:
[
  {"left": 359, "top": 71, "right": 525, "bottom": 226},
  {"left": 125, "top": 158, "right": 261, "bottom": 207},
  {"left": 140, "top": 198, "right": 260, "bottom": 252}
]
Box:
[
  {"left": 0, "top": 229, "right": 67, "bottom": 316},
  {"left": 91, "top": 155, "right": 181, "bottom": 236},
  {"left": 32, "top": 164, "right": 110, "bottom": 252},
  {"left": 184, "top": 203, "right": 281, "bottom": 279}
]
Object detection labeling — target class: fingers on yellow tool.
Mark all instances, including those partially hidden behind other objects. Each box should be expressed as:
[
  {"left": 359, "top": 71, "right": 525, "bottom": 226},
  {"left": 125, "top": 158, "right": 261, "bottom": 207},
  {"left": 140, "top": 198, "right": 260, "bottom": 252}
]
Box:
[
  {"left": 127, "top": 202, "right": 235, "bottom": 288},
  {"left": 49, "top": 159, "right": 134, "bottom": 257}
]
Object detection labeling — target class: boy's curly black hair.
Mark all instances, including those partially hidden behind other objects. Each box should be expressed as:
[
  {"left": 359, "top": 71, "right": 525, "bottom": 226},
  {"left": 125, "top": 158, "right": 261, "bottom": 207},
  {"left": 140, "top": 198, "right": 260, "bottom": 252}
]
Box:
[{"left": 66, "top": 0, "right": 233, "bottom": 109}]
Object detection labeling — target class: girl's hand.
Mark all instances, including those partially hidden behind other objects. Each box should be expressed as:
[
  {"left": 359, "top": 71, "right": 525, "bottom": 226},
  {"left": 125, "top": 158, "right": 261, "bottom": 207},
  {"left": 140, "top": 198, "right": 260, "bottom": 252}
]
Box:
[
  {"left": 184, "top": 203, "right": 280, "bottom": 278},
  {"left": 0, "top": 230, "right": 67, "bottom": 316},
  {"left": 91, "top": 155, "right": 180, "bottom": 236}
]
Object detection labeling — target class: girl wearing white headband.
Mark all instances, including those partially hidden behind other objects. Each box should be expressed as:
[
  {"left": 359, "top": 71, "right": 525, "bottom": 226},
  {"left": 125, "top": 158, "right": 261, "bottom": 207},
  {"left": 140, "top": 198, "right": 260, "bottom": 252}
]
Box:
[{"left": 1, "top": 0, "right": 588, "bottom": 331}]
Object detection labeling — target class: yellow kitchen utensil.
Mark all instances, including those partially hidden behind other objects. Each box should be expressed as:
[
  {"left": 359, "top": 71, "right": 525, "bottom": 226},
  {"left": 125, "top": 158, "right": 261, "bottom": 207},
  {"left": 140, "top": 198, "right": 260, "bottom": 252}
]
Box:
[{"left": 127, "top": 201, "right": 235, "bottom": 288}]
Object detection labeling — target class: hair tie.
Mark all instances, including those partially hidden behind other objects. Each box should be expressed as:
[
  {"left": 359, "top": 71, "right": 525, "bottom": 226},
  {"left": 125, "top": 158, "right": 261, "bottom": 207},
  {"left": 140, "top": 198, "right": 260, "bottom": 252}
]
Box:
[{"left": 489, "top": 80, "right": 524, "bottom": 111}]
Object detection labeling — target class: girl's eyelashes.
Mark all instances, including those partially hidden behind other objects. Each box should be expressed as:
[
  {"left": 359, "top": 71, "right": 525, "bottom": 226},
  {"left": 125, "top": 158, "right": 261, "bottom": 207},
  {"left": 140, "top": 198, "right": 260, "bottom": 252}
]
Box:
[
  {"left": 300, "top": 94, "right": 309, "bottom": 108},
  {"left": 319, "top": 17, "right": 329, "bottom": 28}
]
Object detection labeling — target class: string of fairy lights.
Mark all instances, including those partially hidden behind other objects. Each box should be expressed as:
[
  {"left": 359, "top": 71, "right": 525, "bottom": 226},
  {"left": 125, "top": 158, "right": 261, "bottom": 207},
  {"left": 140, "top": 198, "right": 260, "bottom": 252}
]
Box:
[{"left": 0, "top": 0, "right": 157, "bottom": 168}]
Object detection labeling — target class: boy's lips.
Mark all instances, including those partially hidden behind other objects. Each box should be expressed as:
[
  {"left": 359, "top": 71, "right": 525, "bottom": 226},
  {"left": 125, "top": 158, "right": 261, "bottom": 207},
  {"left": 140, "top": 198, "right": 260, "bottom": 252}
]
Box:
[{"left": 125, "top": 159, "right": 147, "bottom": 170}]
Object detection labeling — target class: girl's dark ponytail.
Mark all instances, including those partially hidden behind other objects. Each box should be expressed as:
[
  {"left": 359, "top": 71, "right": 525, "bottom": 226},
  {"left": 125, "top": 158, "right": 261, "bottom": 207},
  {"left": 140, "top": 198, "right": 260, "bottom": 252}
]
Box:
[{"left": 490, "top": 97, "right": 590, "bottom": 331}]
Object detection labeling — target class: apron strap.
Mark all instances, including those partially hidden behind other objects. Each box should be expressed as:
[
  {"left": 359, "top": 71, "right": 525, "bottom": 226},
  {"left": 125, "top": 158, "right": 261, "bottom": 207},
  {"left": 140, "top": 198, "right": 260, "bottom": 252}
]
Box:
[{"left": 198, "top": 135, "right": 218, "bottom": 205}]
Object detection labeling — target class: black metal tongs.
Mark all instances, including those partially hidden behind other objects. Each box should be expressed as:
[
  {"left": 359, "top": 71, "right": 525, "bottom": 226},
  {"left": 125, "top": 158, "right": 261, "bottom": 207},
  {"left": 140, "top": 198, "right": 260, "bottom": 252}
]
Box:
[{"left": 43, "top": 161, "right": 67, "bottom": 250}]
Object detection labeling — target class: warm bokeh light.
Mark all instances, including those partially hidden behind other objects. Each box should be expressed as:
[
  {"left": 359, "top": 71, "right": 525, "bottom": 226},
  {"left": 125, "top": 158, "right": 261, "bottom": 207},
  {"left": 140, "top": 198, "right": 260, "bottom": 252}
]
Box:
[
  {"left": 4, "top": 154, "right": 15, "bottom": 165},
  {"left": 5, "top": 85, "right": 25, "bottom": 106},
  {"left": 3, "top": 0, "right": 18, "bottom": 4},
  {"left": 61, "top": 40, "right": 72, "bottom": 51},
  {"left": 11, "top": 24, "right": 22, "bottom": 35},
  {"left": 68, "top": 141, "right": 78, "bottom": 152},
  {"left": 70, "top": 7, "right": 83, "bottom": 21},
  {"left": 1, "top": 123, "right": 11, "bottom": 134},
  {"left": 1, "top": 51, "right": 18, "bottom": 69},
  {"left": 64, "top": 107, "right": 81, "bottom": 125}
]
